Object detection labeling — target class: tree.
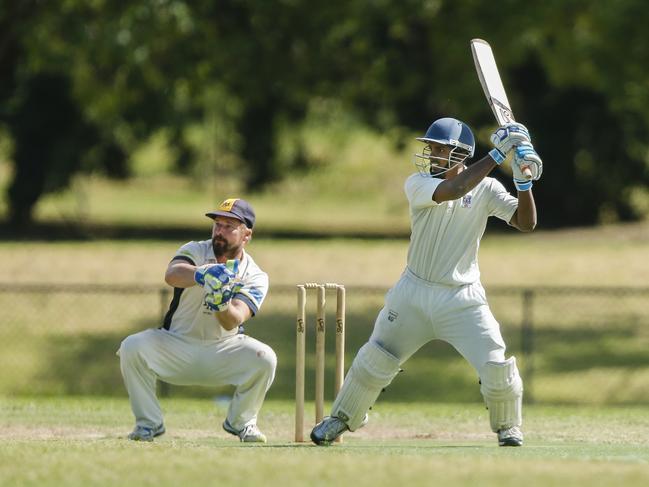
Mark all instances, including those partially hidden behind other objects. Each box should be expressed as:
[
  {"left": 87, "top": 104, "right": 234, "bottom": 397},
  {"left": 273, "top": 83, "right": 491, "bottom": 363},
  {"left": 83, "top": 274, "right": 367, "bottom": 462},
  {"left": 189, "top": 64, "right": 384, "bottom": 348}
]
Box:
[{"left": 2, "top": 0, "right": 649, "bottom": 228}]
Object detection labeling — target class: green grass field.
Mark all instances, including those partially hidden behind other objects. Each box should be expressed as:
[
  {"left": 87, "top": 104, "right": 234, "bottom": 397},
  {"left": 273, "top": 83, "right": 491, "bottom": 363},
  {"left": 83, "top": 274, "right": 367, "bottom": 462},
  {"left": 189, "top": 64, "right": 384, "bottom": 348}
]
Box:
[
  {"left": 0, "top": 227, "right": 648, "bottom": 401},
  {"left": 2, "top": 397, "right": 648, "bottom": 487},
  {"left": 2, "top": 128, "right": 649, "bottom": 485}
]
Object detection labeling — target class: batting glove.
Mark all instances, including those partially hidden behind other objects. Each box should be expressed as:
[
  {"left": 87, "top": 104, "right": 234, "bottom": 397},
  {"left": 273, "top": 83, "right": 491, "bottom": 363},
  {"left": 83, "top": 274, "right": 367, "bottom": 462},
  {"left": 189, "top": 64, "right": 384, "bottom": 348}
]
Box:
[
  {"left": 205, "top": 281, "right": 244, "bottom": 312},
  {"left": 512, "top": 142, "right": 543, "bottom": 191},
  {"left": 194, "top": 259, "right": 239, "bottom": 290},
  {"left": 489, "top": 122, "right": 532, "bottom": 163}
]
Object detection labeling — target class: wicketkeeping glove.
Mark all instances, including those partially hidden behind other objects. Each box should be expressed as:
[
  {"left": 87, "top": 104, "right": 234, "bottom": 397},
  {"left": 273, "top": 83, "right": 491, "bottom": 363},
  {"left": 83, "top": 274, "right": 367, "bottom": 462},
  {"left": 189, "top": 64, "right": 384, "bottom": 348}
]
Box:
[
  {"left": 205, "top": 281, "right": 244, "bottom": 312},
  {"left": 489, "top": 122, "right": 532, "bottom": 165},
  {"left": 512, "top": 142, "right": 543, "bottom": 191},
  {"left": 194, "top": 259, "right": 239, "bottom": 291}
]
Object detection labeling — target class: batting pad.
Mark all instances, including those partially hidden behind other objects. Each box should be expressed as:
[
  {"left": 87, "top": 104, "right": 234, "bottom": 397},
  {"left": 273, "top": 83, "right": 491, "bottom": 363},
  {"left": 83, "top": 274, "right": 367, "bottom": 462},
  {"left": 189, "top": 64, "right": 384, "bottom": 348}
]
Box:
[
  {"left": 331, "top": 341, "right": 401, "bottom": 431},
  {"left": 479, "top": 357, "right": 523, "bottom": 432}
]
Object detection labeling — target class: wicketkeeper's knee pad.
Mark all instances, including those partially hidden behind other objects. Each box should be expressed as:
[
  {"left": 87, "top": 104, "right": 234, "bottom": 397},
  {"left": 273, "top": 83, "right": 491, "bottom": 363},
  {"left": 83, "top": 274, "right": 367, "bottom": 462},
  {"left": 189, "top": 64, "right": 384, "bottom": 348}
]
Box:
[
  {"left": 479, "top": 356, "right": 523, "bottom": 432},
  {"left": 331, "top": 341, "right": 401, "bottom": 431}
]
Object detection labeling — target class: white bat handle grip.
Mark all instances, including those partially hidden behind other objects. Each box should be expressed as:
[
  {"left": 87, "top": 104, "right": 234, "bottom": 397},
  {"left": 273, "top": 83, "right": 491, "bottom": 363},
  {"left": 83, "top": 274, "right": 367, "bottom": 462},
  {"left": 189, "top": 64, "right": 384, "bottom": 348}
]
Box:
[{"left": 521, "top": 166, "right": 533, "bottom": 180}]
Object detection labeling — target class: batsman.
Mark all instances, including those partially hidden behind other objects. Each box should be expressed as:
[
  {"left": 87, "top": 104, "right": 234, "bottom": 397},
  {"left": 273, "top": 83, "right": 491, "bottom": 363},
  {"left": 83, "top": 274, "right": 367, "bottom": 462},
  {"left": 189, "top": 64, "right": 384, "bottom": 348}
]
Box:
[{"left": 311, "top": 117, "right": 542, "bottom": 447}]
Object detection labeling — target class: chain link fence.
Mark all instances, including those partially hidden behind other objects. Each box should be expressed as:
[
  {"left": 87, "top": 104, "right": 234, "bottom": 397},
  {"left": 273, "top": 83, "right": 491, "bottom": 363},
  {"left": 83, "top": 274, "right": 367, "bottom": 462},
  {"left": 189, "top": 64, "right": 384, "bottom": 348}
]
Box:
[{"left": 1, "top": 283, "right": 648, "bottom": 405}]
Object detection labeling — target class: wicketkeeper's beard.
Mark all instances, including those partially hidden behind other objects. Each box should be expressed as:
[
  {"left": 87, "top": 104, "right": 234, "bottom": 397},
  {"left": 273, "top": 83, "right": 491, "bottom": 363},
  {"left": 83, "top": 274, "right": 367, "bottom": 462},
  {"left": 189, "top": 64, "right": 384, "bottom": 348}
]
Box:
[{"left": 212, "top": 237, "right": 240, "bottom": 259}]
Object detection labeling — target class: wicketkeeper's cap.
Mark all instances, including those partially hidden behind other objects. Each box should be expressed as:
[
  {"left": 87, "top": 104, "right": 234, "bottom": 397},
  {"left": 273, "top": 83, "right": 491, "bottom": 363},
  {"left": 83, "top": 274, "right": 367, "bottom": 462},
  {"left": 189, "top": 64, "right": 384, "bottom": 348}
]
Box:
[{"left": 206, "top": 198, "right": 256, "bottom": 229}]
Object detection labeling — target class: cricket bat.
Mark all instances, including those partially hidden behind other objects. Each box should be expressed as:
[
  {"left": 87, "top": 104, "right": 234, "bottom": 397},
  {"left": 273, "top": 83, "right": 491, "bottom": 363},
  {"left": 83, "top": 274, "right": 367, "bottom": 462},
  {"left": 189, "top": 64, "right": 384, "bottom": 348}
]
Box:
[{"left": 470, "top": 38, "right": 532, "bottom": 179}]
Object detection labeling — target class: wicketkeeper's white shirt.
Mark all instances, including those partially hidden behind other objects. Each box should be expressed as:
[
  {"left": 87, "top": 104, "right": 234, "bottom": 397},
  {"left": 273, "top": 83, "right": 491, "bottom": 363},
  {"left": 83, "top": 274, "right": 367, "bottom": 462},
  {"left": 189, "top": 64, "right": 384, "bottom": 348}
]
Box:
[
  {"left": 404, "top": 173, "right": 518, "bottom": 286},
  {"left": 163, "top": 240, "right": 269, "bottom": 341}
]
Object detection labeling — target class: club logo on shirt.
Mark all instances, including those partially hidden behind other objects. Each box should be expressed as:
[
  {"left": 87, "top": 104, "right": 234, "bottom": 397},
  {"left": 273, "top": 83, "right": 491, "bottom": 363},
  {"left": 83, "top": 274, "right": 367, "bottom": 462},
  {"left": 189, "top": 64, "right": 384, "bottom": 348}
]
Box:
[
  {"left": 388, "top": 309, "right": 399, "bottom": 322},
  {"left": 461, "top": 194, "right": 472, "bottom": 208}
]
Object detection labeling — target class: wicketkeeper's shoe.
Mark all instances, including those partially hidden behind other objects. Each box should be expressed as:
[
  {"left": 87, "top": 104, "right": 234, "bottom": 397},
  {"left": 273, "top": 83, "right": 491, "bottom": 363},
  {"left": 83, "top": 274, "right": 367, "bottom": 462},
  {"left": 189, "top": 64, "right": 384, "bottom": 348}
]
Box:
[
  {"left": 497, "top": 426, "right": 523, "bottom": 447},
  {"left": 127, "top": 423, "right": 165, "bottom": 442},
  {"left": 310, "top": 416, "right": 349, "bottom": 446},
  {"left": 222, "top": 419, "right": 267, "bottom": 443}
]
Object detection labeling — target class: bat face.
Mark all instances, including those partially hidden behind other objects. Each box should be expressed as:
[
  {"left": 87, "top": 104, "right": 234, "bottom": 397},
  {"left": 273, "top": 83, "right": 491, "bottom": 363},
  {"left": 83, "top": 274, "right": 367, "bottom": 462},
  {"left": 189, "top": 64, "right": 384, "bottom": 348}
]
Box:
[
  {"left": 471, "top": 38, "right": 534, "bottom": 181},
  {"left": 470, "top": 38, "right": 515, "bottom": 125}
]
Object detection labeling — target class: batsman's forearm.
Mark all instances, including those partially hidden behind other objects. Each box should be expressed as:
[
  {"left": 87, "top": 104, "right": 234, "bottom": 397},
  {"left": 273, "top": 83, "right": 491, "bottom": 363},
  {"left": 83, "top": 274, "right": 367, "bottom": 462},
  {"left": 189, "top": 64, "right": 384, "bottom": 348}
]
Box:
[
  {"left": 515, "top": 189, "right": 537, "bottom": 232},
  {"left": 435, "top": 156, "right": 497, "bottom": 202},
  {"left": 459, "top": 155, "right": 500, "bottom": 192}
]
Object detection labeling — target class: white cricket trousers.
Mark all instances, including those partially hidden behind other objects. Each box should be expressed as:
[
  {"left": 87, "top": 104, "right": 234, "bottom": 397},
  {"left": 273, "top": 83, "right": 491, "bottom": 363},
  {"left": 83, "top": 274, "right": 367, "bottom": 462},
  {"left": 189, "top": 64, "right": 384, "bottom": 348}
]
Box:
[
  {"left": 119, "top": 329, "right": 277, "bottom": 431},
  {"left": 370, "top": 269, "right": 507, "bottom": 372}
]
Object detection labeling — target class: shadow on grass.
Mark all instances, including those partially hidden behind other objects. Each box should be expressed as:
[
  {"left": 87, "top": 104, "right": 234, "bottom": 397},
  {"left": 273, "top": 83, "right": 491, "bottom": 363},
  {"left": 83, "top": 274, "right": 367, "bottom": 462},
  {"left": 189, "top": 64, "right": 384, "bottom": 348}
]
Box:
[
  {"left": 0, "top": 220, "right": 411, "bottom": 241},
  {"left": 533, "top": 322, "right": 649, "bottom": 372},
  {"left": 19, "top": 311, "right": 649, "bottom": 404},
  {"left": 0, "top": 217, "right": 518, "bottom": 242},
  {"left": 36, "top": 331, "right": 129, "bottom": 396},
  {"left": 28, "top": 312, "right": 480, "bottom": 401}
]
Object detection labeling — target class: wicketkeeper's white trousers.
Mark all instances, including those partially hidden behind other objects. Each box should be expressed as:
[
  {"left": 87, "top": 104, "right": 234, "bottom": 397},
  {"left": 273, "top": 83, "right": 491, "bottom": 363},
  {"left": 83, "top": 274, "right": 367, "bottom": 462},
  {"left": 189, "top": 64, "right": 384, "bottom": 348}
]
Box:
[{"left": 119, "top": 329, "right": 276, "bottom": 431}]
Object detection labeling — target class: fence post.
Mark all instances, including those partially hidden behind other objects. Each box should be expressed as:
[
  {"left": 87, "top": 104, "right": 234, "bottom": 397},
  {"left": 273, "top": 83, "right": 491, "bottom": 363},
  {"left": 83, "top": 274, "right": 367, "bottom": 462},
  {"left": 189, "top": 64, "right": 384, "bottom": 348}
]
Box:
[
  {"left": 158, "top": 287, "right": 171, "bottom": 398},
  {"left": 521, "top": 289, "right": 534, "bottom": 404}
]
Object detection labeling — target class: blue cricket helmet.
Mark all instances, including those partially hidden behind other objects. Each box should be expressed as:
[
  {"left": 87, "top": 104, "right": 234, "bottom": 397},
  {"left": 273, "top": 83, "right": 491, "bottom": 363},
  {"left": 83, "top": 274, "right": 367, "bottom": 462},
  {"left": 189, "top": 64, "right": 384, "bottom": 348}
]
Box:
[
  {"left": 414, "top": 117, "right": 475, "bottom": 176},
  {"left": 416, "top": 117, "right": 475, "bottom": 156}
]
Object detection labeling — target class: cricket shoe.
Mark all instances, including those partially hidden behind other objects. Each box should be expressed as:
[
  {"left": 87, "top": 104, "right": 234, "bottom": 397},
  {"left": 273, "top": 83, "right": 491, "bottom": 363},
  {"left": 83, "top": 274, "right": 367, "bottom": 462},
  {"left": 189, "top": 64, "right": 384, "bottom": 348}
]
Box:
[
  {"left": 310, "top": 416, "right": 348, "bottom": 446},
  {"left": 310, "top": 414, "right": 368, "bottom": 446},
  {"left": 223, "top": 419, "right": 267, "bottom": 443},
  {"left": 497, "top": 426, "right": 523, "bottom": 447},
  {"left": 128, "top": 423, "right": 166, "bottom": 442}
]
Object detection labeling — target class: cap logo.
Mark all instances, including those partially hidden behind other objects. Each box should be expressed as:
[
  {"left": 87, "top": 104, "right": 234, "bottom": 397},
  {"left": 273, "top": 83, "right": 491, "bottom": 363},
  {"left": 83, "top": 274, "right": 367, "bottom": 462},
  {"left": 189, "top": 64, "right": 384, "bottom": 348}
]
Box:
[{"left": 218, "top": 198, "right": 238, "bottom": 211}]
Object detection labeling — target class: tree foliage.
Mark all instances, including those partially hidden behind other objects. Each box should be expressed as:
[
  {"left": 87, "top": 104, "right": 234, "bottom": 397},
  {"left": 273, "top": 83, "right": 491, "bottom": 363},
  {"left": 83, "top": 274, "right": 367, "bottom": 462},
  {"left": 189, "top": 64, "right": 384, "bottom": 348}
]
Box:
[{"left": 1, "top": 0, "right": 648, "bottom": 227}]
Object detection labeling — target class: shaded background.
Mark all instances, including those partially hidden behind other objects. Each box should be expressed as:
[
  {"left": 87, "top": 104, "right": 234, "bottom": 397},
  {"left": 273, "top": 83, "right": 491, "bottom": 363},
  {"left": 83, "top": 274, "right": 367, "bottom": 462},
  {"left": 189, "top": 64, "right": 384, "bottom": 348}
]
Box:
[
  {"left": 1, "top": 1, "right": 648, "bottom": 406},
  {"left": 2, "top": 0, "right": 649, "bottom": 232}
]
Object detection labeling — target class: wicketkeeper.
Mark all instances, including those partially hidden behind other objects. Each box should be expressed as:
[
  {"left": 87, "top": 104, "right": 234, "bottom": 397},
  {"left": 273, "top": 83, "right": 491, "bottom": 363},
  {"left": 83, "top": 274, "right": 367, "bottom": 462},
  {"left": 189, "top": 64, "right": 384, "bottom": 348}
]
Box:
[
  {"left": 311, "top": 118, "right": 542, "bottom": 447},
  {"left": 119, "top": 198, "right": 276, "bottom": 442}
]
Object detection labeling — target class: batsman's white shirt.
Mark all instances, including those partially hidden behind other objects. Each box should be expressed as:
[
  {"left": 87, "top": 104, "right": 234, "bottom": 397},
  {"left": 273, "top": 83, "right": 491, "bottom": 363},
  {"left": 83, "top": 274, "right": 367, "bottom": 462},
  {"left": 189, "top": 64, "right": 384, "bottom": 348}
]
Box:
[
  {"left": 405, "top": 173, "right": 517, "bottom": 285},
  {"left": 369, "top": 173, "right": 518, "bottom": 372},
  {"left": 165, "top": 239, "right": 269, "bottom": 340}
]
